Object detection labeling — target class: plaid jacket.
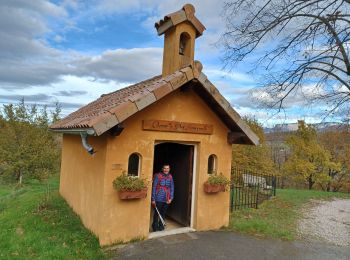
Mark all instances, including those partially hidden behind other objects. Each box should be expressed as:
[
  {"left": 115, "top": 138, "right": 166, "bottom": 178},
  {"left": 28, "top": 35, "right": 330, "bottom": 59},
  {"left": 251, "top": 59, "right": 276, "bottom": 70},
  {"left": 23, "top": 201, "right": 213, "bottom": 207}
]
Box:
[{"left": 151, "top": 172, "right": 174, "bottom": 202}]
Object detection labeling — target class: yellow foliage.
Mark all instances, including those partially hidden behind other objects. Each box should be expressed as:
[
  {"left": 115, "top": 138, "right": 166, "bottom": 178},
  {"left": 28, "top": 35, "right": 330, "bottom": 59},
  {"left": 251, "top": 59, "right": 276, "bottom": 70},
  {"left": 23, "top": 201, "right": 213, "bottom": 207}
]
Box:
[
  {"left": 232, "top": 118, "right": 276, "bottom": 175},
  {"left": 283, "top": 121, "right": 340, "bottom": 189},
  {"left": 318, "top": 128, "right": 350, "bottom": 192}
]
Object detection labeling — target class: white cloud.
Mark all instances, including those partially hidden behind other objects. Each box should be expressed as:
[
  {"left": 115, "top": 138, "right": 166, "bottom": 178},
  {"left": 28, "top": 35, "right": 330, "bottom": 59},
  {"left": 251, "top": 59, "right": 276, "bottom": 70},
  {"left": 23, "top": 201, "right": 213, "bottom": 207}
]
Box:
[
  {"left": 234, "top": 106, "right": 330, "bottom": 128},
  {"left": 249, "top": 83, "right": 331, "bottom": 110},
  {"left": 205, "top": 69, "right": 255, "bottom": 83},
  {"left": 0, "top": 0, "right": 166, "bottom": 87},
  {"left": 0, "top": 0, "right": 226, "bottom": 87},
  {"left": 0, "top": 0, "right": 67, "bottom": 87},
  {"left": 0, "top": 75, "right": 129, "bottom": 116},
  {"left": 0, "top": 45, "right": 162, "bottom": 87},
  {"left": 333, "top": 84, "right": 350, "bottom": 95},
  {"left": 2, "top": 0, "right": 67, "bottom": 17},
  {"left": 73, "top": 48, "right": 162, "bottom": 82},
  {"left": 49, "top": 75, "right": 129, "bottom": 116},
  {"left": 53, "top": 35, "right": 66, "bottom": 43}
]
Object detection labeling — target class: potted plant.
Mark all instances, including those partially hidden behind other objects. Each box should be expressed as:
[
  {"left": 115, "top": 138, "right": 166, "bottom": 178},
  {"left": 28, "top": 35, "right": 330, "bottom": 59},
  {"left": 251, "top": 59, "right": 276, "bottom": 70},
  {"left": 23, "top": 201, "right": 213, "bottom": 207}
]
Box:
[
  {"left": 204, "top": 172, "right": 230, "bottom": 193},
  {"left": 113, "top": 173, "right": 148, "bottom": 200}
]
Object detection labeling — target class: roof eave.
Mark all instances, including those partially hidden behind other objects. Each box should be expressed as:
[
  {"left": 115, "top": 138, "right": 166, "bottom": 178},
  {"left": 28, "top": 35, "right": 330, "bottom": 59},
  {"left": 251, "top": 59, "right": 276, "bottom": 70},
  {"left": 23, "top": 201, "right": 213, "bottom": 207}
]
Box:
[
  {"left": 49, "top": 127, "right": 96, "bottom": 136},
  {"left": 196, "top": 72, "right": 260, "bottom": 146}
]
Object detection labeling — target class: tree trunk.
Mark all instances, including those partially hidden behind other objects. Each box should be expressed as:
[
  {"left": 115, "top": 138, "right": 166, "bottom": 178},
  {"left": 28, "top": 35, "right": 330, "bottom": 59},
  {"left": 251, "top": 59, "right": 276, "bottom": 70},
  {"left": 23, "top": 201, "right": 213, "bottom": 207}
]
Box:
[
  {"left": 18, "top": 172, "right": 22, "bottom": 185},
  {"left": 308, "top": 176, "right": 314, "bottom": 190}
]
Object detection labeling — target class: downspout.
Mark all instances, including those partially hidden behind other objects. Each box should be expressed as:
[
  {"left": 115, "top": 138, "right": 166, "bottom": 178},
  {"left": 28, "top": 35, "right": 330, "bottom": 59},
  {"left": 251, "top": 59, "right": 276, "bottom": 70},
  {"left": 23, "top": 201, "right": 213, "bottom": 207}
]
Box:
[
  {"left": 80, "top": 132, "right": 95, "bottom": 155},
  {"left": 50, "top": 128, "right": 96, "bottom": 155}
]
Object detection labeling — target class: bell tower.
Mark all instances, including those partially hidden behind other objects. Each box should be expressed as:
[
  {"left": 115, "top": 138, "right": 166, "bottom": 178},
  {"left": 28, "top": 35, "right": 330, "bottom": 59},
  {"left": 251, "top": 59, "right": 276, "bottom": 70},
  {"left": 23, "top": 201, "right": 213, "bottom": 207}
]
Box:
[{"left": 155, "top": 4, "right": 206, "bottom": 77}]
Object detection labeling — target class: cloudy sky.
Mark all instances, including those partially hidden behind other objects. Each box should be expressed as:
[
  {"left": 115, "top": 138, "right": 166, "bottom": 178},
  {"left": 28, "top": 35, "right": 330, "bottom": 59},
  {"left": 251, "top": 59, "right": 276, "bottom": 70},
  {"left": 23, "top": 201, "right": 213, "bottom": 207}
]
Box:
[{"left": 0, "top": 0, "right": 330, "bottom": 127}]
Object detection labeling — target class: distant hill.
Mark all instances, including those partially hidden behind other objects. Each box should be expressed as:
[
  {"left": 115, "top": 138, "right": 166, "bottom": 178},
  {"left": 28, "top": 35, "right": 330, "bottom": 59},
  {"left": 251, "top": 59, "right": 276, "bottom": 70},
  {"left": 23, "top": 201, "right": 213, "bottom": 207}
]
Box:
[{"left": 264, "top": 121, "right": 349, "bottom": 134}]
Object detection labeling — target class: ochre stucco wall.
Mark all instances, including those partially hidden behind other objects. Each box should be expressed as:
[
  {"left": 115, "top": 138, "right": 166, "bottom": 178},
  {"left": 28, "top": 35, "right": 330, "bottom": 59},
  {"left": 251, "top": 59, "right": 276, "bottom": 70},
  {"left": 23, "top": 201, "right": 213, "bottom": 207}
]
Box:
[
  {"left": 59, "top": 134, "right": 107, "bottom": 236},
  {"left": 98, "top": 87, "right": 232, "bottom": 245}
]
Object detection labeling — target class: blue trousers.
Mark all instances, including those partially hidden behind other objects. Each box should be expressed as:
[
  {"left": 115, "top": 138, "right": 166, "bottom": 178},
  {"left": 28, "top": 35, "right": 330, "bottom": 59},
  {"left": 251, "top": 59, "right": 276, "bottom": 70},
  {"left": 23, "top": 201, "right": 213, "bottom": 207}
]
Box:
[{"left": 152, "top": 201, "right": 168, "bottom": 231}]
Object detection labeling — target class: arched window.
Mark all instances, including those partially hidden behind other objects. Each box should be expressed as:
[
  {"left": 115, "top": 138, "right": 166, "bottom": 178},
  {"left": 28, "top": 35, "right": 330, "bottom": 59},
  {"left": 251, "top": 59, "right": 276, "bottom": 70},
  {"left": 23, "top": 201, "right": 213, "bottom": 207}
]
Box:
[
  {"left": 207, "top": 154, "right": 217, "bottom": 174},
  {"left": 179, "top": 32, "right": 191, "bottom": 56},
  {"left": 128, "top": 153, "right": 141, "bottom": 177}
]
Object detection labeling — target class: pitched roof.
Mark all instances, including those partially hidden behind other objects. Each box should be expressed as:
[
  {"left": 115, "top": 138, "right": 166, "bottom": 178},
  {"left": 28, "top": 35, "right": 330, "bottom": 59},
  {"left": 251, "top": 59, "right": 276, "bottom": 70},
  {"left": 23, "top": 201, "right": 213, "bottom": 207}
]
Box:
[
  {"left": 155, "top": 4, "right": 206, "bottom": 37},
  {"left": 50, "top": 62, "right": 259, "bottom": 145}
]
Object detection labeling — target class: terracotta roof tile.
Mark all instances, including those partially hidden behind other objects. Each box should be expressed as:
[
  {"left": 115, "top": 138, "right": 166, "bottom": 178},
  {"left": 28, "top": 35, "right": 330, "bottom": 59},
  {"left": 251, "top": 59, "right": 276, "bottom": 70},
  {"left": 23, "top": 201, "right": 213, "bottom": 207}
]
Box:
[
  {"left": 50, "top": 75, "right": 162, "bottom": 130},
  {"left": 155, "top": 4, "right": 206, "bottom": 37},
  {"left": 50, "top": 64, "right": 259, "bottom": 145},
  {"left": 50, "top": 68, "right": 195, "bottom": 134}
]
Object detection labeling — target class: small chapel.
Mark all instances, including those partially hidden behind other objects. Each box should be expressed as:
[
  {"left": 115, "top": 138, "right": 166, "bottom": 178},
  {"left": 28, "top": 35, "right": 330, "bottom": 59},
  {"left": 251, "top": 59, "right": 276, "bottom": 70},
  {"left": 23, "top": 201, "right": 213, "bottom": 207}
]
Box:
[{"left": 50, "top": 4, "right": 259, "bottom": 245}]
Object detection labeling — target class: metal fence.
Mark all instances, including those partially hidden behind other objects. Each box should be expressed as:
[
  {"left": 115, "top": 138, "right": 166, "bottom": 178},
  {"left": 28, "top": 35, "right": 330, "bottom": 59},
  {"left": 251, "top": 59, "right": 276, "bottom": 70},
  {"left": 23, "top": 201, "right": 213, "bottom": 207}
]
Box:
[{"left": 230, "top": 168, "right": 277, "bottom": 211}]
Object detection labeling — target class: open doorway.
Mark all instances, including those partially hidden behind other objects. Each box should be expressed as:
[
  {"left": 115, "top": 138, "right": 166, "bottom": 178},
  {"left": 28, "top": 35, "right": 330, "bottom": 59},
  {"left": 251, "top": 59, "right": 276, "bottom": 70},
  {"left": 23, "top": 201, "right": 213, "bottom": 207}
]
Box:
[{"left": 150, "top": 142, "right": 194, "bottom": 233}]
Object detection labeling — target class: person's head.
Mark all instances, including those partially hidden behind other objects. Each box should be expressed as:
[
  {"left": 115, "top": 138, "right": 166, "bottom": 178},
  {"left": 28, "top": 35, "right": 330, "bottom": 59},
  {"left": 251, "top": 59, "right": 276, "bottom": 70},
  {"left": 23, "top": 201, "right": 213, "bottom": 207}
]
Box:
[{"left": 162, "top": 164, "right": 170, "bottom": 174}]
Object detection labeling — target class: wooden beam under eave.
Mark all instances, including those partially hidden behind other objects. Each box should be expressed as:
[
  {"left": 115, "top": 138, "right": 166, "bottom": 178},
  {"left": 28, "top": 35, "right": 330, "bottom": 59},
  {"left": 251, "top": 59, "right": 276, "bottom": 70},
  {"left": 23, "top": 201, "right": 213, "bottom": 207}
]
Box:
[
  {"left": 109, "top": 124, "right": 124, "bottom": 137},
  {"left": 227, "top": 132, "right": 246, "bottom": 144}
]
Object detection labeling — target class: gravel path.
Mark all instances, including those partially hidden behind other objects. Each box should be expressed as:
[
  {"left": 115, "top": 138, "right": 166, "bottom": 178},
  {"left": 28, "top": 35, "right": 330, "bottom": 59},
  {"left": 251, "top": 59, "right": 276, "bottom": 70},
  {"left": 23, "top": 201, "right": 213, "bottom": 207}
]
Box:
[{"left": 298, "top": 199, "right": 350, "bottom": 247}]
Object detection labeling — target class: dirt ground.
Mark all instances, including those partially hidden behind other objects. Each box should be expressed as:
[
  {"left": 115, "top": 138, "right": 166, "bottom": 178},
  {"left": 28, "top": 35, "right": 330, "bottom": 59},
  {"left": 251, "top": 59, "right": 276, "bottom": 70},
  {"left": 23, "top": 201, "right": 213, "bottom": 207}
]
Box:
[{"left": 298, "top": 199, "right": 350, "bottom": 247}]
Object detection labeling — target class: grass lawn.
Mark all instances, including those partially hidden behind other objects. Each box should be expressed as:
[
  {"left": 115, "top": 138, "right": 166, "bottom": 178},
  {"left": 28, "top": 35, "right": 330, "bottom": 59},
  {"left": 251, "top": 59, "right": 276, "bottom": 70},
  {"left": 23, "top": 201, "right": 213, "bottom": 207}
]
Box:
[
  {"left": 0, "top": 176, "right": 105, "bottom": 259},
  {"left": 2, "top": 178, "right": 350, "bottom": 259},
  {"left": 228, "top": 189, "right": 350, "bottom": 240}
]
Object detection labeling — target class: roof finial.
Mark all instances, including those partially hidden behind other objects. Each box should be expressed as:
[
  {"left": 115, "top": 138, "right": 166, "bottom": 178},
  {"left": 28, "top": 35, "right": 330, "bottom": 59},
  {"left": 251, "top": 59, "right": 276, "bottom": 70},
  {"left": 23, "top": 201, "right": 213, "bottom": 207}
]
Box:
[
  {"left": 183, "top": 3, "right": 195, "bottom": 17},
  {"left": 194, "top": 60, "right": 203, "bottom": 73}
]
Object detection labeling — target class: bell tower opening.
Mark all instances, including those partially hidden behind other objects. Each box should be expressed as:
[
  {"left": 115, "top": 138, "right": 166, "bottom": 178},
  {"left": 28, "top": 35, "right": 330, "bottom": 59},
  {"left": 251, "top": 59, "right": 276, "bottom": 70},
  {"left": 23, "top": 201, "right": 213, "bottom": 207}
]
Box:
[{"left": 179, "top": 32, "right": 191, "bottom": 56}]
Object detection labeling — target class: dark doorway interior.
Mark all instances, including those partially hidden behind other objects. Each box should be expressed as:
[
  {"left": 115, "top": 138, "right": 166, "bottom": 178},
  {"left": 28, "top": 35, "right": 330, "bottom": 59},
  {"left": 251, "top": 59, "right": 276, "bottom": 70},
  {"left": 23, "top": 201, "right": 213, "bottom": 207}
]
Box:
[{"left": 153, "top": 142, "right": 194, "bottom": 227}]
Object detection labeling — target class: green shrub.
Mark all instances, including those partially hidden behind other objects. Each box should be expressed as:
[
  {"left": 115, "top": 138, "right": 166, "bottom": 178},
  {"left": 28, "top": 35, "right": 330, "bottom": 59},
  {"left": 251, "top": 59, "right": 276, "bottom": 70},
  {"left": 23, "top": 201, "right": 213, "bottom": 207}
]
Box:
[
  {"left": 112, "top": 173, "right": 148, "bottom": 191},
  {"left": 207, "top": 172, "right": 230, "bottom": 189}
]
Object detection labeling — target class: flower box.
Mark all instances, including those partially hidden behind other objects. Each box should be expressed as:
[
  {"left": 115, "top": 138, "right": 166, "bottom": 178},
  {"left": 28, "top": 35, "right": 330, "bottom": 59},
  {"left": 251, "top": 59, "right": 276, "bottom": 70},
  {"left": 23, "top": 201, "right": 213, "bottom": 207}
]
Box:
[
  {"left": 113, "top": 173, "right": 148, "bottom": 200},
  {"left": 118, "top": 189, "right": 148, "bottom": 200},
  {"left": 203, "top": 182, "right": 226, "bottom": 193},
  {"left": 204, "top": 172, "right": 230, "bottom": 194}
]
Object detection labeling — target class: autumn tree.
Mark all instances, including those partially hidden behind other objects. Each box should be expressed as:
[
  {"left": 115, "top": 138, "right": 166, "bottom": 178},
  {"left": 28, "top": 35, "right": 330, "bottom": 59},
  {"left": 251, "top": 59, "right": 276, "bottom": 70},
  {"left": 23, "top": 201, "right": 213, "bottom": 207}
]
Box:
[
  {"left": 221, "top": 0, "right": 350, "bottom": 115},
  {"left": 0, "top": 100, "right": 61, "bottom": 184},
  {"left": 265, "top": 128, "right": 290, "bottom": 188},
  {"left": 283, "top": 121, "right": 340, "bottom": 189},
  {"left": 319, "top": 128, "right": 350, "bottom": 191},
  {"left": 232, "top": 118, "right": 277, "bottom": 175}
]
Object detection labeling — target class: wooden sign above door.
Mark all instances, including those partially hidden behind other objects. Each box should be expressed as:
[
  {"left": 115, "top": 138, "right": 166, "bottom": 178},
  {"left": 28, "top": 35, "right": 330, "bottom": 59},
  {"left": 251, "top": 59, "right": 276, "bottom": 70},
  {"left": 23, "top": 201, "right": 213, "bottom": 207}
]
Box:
[{"left": 142, "top": 119, "right": 213, "bottom": 135}]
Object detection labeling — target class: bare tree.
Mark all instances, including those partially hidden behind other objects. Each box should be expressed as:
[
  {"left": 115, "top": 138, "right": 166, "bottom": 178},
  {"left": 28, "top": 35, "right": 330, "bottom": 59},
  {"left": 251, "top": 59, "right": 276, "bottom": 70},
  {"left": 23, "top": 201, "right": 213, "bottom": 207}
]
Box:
[{"left": 221, "top": 0, "right": 350, "bottom": 117}]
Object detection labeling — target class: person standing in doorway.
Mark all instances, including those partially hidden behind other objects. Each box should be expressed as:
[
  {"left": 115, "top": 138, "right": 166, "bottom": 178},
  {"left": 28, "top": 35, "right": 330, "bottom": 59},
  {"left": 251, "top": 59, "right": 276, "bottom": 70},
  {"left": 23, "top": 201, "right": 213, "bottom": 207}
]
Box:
[{"left": 151, "top": 164, "right": 174, "bottom": 231}]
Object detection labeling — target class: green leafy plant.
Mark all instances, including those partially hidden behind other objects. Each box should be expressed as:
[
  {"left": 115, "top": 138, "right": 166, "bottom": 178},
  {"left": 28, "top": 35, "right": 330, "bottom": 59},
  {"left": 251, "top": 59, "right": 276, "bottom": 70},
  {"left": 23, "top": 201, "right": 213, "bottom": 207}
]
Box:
[
  {"left": 207, "top": 172, "right": 230, "bottom": 190},
  {"left": 112, "top": 173, "right": 148, "bottom": 191}
]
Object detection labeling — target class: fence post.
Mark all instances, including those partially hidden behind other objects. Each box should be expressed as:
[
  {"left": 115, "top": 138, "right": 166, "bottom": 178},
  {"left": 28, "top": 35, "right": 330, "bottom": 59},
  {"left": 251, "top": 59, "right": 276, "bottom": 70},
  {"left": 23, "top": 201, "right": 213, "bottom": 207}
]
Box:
[{"left": 230, "top": 184, "right": 234, "bottom": 212}]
